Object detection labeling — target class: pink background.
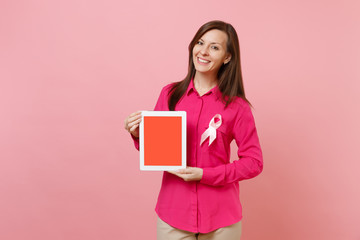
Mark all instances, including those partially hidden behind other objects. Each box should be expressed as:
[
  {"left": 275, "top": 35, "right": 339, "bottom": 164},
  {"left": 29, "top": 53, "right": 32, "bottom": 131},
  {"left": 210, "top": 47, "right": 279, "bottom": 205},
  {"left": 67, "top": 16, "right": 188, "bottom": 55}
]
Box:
[{"left": 1, "top": 0, "right": 359, "bottom": 239}]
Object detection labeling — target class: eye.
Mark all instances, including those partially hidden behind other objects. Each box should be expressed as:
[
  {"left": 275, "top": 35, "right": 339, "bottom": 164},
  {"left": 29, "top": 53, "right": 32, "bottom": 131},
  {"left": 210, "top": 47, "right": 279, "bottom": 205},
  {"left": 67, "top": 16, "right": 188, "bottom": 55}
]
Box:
[
  {"left": 197, "top": 40, "right": 203, "bottom": 45},
  {"left": 211, "top": 45, "right": 219, "bottom": 50}
]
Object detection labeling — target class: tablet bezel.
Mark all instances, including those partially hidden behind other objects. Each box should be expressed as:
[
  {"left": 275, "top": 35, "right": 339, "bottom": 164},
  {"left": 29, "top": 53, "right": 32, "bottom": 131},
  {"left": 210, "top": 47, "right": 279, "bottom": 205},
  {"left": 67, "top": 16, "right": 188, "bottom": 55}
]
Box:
[{"left": 139, "top": 111, "right": 187, "bottom": 171}]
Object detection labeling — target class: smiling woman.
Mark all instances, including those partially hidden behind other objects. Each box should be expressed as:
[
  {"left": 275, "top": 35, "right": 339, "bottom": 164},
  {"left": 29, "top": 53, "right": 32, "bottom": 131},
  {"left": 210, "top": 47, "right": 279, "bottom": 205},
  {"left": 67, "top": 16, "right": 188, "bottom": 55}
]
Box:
[
  {"left": 192, "top": 29, "right": 231, "bottom": 84},
  {"left": 167, "top": 20, "right": 250, "bottom": 112},
  {"left": 124, "top": 20, "right": 263, "bottom": 240}
]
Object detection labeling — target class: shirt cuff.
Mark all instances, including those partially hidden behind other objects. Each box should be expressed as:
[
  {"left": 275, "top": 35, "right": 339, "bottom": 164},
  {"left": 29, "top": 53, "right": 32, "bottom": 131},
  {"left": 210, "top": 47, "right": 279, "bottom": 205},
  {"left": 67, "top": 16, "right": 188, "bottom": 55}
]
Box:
[
  {"left": 131, "top": 134, "right": 139, "bottom": 150},
  {"left": 200, "top": 165, "right": 225, "bottom": 186}
]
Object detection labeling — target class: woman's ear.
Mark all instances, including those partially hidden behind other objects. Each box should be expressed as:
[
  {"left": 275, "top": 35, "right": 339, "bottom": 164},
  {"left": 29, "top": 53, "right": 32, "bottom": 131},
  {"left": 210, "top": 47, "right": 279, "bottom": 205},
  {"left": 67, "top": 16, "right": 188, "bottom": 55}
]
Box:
[{"left": 224, "top": 54, "right": 231, "bottom": 64}]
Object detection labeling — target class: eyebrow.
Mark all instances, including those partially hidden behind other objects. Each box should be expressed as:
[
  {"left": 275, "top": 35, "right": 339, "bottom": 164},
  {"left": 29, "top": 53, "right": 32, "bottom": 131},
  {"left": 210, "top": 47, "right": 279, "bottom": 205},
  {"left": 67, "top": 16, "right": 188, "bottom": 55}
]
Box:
[{"left": 199, "top": 38, "right": 221, "bottom": 45}]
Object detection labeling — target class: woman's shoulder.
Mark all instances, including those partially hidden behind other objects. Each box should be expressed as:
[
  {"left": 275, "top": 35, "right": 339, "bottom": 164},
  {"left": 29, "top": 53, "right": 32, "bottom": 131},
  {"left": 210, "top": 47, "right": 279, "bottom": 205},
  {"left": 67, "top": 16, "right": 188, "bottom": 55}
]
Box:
[
  {"left": 227, "top": 96, "right": 251, "bottom": 111},
  {"left": 223, "top": 97, "right": 255, "bottom": 128},
  {"left": 162, "top": 82, "right": 175, "bottom": 91},
  {"left": 159, "top": 82, "right": 179, "bottom": 96},
  {"left": 154, "top": 82, "right": 177, "bottom": 110}
]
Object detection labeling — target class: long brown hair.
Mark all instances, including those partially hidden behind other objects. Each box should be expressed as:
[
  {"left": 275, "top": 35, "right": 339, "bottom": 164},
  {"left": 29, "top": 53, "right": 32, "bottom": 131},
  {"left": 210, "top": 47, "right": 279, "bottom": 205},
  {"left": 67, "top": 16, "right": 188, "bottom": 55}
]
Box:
[{"left": 168, "top": 20, "right": 251, "bottom": 110}]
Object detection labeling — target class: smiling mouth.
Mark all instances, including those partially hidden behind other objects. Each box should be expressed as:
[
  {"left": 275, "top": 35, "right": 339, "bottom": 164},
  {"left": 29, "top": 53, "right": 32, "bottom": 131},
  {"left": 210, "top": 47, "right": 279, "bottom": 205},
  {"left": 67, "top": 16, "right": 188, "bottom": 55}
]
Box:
[{"left": 197, "top": 57, "right": 210, "bottom": 63}]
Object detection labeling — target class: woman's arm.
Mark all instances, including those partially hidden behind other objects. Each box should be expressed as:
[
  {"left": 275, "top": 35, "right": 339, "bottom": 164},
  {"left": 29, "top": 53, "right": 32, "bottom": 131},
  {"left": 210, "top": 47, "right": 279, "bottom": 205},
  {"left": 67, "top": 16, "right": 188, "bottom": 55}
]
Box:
[{"left": 200, "top": 103, "right": 263, "bottom": 186}]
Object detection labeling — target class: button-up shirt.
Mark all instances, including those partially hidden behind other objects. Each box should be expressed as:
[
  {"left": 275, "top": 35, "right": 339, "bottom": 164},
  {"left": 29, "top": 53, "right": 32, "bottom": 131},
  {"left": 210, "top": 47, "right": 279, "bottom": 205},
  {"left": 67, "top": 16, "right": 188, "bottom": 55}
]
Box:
[{"left": 133, "top": 79, "right": 263, "bottom": 233}]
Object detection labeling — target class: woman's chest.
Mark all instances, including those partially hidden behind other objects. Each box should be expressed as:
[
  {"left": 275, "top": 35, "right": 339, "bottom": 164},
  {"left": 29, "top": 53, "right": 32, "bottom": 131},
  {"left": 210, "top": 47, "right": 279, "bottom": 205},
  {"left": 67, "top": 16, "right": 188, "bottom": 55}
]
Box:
[{"left": 175, "top": 95, "right": 239, "bottom": 141}]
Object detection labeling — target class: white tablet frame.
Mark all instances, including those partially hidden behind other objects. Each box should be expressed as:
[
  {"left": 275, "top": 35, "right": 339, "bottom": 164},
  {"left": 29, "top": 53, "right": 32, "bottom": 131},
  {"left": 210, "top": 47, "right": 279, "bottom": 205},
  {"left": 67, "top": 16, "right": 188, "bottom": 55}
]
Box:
[{"left": 139, "top": 111, "right": 187, "bottom": 171}]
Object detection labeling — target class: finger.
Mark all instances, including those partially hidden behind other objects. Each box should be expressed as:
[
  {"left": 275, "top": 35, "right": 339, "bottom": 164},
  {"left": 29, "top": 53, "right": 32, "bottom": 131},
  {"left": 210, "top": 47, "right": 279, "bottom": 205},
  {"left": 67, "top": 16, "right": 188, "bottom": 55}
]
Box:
[
  {"left": 124, "top": 112, "right": 142, "bottom": 128},
  {"left": 126, "top": 117, "right": 141, "bottom": 131},
  {"left": 128, "top": 112, "right": 142, "bottom": 120},
  {"left": 127, "top": 119, "right": 141, "bottom": 131},
  {"left": 182, "top": 169, "right": 191, "bottom": 174},
  {"left": 127, "top": 114, "right": 142, "bottom": 126},
  {"left": 128, "top": 112, "right": 142, "bottom": 121},
  {"left": 182, "top": 175, "right": 191, "bottom": 181},
  {"left": 180, "top": 168, "right": 192, "bottom": 174},
  {"left": 168, "top": 170, "right": 187, "bottom": 178},
  {"left": 178, "top": 174, "right": 188, "bottom": 181},
  {"left": 169, "top": 169, "right": 183, "bottom": 174},
  {"left": 129, "top": 111, "right": 142, "bottom": 117},
  {"left": 129, "top": 123, "right": 139, "bottom": 133}
]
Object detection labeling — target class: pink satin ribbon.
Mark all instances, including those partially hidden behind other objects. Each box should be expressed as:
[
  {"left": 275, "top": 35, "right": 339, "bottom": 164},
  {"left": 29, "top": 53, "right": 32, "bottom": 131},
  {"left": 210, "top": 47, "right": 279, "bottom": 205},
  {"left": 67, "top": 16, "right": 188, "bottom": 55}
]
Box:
[{"left": 200, "top": 114, "right": 222, "bottom": 146}]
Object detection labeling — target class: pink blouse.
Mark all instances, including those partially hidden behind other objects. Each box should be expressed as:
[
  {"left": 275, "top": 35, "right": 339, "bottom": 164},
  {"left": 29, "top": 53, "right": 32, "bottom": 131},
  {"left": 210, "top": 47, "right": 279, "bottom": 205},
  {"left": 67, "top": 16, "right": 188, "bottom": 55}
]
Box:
[{"left": 132, "top": 79, "right": 263, "bottom": 233}]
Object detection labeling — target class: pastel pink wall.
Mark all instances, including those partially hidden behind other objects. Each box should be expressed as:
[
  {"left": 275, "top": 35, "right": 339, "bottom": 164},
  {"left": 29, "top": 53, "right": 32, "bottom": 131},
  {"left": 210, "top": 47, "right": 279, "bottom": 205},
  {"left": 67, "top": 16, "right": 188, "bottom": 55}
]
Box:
[{"left": 0, "top": 0, "right": 359, "bottom": 239}]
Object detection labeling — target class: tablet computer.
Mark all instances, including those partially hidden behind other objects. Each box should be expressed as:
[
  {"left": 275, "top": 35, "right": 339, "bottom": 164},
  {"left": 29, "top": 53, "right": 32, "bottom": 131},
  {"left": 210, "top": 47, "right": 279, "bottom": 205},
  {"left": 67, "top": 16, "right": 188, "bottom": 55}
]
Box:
[{"left": 139, "top": 111, "right": 187, "bottom": 171}]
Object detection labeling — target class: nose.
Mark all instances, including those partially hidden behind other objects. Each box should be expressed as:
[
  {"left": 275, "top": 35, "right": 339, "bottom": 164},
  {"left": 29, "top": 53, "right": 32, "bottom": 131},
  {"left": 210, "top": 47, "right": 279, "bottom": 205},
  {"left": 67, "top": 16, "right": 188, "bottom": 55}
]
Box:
[{"left": 199, "top": 45, "right": 209, "bottom": 56}]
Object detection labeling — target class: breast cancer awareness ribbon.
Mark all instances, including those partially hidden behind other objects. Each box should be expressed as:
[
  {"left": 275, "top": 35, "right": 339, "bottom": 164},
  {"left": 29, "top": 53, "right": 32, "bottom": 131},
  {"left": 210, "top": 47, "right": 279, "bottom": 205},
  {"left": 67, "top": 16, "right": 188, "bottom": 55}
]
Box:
[{"left": 200, "top": 114, "right": 222, "bottom": 146}]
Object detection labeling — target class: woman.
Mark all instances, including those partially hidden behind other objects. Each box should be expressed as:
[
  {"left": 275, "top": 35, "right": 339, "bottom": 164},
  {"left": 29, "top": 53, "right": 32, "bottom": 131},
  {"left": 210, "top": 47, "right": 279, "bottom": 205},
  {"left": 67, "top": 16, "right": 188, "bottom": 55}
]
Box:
[{"left": 124, "top": 20, "right": 263, "bottom": 240}]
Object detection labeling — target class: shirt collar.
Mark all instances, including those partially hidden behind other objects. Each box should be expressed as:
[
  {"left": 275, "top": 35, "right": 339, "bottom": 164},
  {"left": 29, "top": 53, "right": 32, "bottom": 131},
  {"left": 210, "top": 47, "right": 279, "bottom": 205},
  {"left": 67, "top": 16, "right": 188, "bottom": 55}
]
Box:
[
  {"left": 186, "top": 78, "right": 196, "bottom": 96},
  {"left": 186, "top": 78, "right": 222, "bottom": 101}
]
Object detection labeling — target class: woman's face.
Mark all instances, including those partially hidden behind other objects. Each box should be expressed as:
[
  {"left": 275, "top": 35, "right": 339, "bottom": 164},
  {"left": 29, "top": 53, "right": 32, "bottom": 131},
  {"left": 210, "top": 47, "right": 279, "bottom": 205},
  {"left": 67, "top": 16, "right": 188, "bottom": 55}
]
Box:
[{"left": 192, "top": 29, "right": 231, "bottom": 77}]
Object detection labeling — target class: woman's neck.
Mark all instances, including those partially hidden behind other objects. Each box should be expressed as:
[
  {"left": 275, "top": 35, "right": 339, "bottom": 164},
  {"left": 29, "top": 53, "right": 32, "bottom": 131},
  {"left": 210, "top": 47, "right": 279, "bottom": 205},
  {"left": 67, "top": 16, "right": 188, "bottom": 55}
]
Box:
[{"left": 193, "top": 72, "right": 217, "bottom": 96}]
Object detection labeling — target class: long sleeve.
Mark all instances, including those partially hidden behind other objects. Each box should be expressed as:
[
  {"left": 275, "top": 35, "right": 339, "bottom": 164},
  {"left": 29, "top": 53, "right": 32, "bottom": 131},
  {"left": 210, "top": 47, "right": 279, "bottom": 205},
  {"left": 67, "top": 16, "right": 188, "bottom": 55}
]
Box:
[{"left": 200, "top": 103, "right": 263, "bottom": 186}]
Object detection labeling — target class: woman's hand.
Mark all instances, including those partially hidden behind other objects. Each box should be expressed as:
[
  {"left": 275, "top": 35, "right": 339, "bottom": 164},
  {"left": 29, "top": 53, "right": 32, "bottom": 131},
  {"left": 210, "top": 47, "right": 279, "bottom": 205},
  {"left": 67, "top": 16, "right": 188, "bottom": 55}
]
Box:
[
  {"left": 168, "top": 167, "right": 203, "bottom": 182},
  {"left": 124, "top": 111, "right": 142, "bottom": 138}
]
